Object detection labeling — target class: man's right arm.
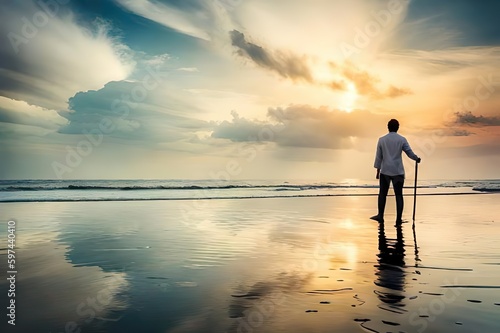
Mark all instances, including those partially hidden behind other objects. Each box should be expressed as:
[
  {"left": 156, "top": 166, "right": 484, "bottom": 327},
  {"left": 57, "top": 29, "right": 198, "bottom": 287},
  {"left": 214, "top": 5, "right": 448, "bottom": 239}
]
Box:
[{"left": 374, "top": 139, "right": 383, "bottom": 169}]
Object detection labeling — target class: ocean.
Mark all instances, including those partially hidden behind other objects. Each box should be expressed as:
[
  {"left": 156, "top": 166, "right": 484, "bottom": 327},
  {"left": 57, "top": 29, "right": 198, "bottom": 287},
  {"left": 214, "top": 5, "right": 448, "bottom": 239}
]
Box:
[
  {"left": 1, "top": 179, "right": 500, "bottom": 332},
  {"left": 1, "top": 179, "right": 499, "bottom": 202}
]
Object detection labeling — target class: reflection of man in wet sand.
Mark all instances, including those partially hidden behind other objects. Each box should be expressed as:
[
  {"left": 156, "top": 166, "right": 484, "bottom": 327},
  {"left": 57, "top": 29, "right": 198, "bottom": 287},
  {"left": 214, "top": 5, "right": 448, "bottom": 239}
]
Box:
[
  {"left": 374, "top": 221, "right": 406, "bottom": 307},
  {"left": 371, "top": 119, "right": 421, "bottom": 224}
]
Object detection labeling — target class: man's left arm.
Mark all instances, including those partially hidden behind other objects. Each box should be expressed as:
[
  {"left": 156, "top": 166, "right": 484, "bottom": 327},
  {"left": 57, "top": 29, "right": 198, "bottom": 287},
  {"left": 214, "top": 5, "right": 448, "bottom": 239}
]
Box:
[{"left": 403, "top": 139, "right": 421, "bottom": 163}]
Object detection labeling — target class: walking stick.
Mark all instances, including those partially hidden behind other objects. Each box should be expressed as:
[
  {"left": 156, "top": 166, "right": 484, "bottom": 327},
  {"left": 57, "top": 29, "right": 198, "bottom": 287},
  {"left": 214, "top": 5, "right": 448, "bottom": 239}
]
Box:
[
  {"left": 412, "top": 161, "right": 420, "bottom": 265},
  {"left": 412, "top": 161, "right": 418, "bottom": 221}
]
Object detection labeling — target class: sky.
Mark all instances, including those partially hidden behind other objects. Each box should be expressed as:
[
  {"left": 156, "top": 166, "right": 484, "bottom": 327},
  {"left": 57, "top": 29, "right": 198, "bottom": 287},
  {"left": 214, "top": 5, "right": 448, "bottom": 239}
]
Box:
[{"left": 0, "top": 0, "right": 499, "bottom": 180}]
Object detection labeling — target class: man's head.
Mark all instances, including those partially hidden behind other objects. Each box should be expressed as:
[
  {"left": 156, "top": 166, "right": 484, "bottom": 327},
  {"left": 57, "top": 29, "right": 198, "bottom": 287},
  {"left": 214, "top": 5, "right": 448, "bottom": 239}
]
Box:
[{"left": 388, "top": 119, "right": 399, "bottom": 132}]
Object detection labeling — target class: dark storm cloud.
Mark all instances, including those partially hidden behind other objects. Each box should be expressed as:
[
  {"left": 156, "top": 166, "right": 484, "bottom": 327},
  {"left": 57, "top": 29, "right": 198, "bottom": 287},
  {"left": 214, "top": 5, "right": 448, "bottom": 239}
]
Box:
[
  {"left": 230, "top": 30, "right": 313, "bottom": 82},
  {"left": 455, "top": 111, "right": 500, "bottom": 126},
  {"left": 449, "top": 129, "right": 473, "bottom": 137}
]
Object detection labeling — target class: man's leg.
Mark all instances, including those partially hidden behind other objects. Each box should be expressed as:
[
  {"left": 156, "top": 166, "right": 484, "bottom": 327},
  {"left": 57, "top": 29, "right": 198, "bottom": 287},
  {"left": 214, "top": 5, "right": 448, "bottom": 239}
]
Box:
[
  {"left": 375, "top": 174, "right": 390, "bottom": 221},
  {"left": 393, "top": 175, "right": 405, "bottom": 223}
]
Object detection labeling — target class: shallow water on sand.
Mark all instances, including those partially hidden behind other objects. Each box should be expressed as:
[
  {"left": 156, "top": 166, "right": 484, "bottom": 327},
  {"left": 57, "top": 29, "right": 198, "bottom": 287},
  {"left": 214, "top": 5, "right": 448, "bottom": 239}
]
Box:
[{"left": 0, "top": 194, "right": 499, "bottom": 332}]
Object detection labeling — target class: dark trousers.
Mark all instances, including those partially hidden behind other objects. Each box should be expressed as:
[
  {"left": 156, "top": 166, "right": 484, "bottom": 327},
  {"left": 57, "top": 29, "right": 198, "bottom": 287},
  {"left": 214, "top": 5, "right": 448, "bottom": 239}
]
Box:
[{"left": 378, "top": 173, "right": 404, "bottom": 221}]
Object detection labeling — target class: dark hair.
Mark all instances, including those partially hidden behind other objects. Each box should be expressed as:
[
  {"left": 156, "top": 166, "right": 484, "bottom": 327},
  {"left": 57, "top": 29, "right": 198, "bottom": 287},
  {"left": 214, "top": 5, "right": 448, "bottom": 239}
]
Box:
[{"left": 388, "top": 119, "right": 399, "bottom": 132}]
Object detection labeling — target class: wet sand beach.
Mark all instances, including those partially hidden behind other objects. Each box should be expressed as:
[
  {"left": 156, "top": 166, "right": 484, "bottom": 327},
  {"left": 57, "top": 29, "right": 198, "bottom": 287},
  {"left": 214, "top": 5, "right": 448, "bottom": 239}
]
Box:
[{"left": 1, "top": 193, "right": 499, "bottom": 332}]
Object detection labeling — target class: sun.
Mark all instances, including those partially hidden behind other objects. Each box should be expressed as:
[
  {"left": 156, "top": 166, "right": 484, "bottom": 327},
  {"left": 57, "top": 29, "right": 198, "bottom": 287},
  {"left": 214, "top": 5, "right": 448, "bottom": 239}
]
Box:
[
  {"left": 311, "top": 64, "right": 358, "bottom": 112},
  {"left": 339, "top": 82, "right": 358, "bottom": 113}
]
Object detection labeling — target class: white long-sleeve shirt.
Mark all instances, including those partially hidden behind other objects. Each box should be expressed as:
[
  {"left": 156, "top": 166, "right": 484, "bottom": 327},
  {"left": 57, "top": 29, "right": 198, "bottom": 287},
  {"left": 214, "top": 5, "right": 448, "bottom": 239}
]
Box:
[{"left": 374, "top": 132, "right": 419, "bottom": 176}]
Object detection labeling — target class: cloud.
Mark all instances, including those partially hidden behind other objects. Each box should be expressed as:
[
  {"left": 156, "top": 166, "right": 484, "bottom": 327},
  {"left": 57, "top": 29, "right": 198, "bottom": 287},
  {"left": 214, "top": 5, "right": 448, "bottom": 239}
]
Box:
[
  {"left": 455, "top": 111, "right": 500, "bottom": 126},
  {"left": 440, "top": 143, "right": 500, "bottom": 158},
  {"left": 447, "top": 129, "right": 474, "bottom": 136},
  {"left": 0, "top": 96, "right": 66, "bottom": 130},
  {"left": 230, "top": 30, "right": 313, "bottom": 82},
  {"left": 269, "top": 105, "right": 385, "bottom": 149},
  {"left": 0, "top": 2, "right": 134, "bottom": 110},
  {"left": 211, "top": 110, "right": 281, "bottom": 142},
  {"left": 177, "top": 67, "right": 199, "bottom": 72},
  {"left": 340, "top": 63, "right": 380, "bottom": 96},
  {"left": 235, "top": 0, "right": 409, "bottom": 57},
  {"left": 114, "top": 0, "right": 240, "bottom": 41},
  {"left": 212, "top": 105, "right": 386, "bottom": 149},
  {"left": 339, "top": 62, "right": 412, "bottom": 99},
  {"left": 58, "top": 80, "right": 210, "bottom": 143},
  {"left": 327, "top": 80, "right": 348, "bottom": 91},
  {"left": 230, "top": 30, "right": 411, "bottom": 99},
  {"left": 386, "top": 85, "right": 413, "bottom": 98}
]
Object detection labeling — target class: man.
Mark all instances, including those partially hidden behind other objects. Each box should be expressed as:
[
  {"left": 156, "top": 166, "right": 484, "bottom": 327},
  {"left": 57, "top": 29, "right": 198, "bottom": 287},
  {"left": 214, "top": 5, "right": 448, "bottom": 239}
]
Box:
[{"left": 371, "top": 119, "right": 421, "bottom": 224}]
